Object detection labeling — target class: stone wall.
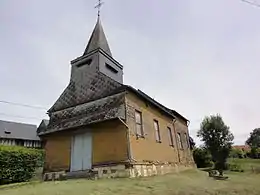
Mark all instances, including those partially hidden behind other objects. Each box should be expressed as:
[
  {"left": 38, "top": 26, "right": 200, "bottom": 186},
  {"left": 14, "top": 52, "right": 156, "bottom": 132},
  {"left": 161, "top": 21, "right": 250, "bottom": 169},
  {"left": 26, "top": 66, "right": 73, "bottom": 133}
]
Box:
[
  {"left": 125, "top": 92, "right": 194, "bottom": 165},
  {"left": 43, "top": 162, "right": 195, "bottom": 181}
]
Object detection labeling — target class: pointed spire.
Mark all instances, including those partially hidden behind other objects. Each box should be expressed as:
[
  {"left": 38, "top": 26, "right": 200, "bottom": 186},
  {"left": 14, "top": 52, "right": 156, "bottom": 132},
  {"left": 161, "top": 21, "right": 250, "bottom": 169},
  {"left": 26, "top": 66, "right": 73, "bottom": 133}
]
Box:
[{"left": 83, "top": 17, "right": 112, "bottom": 56}]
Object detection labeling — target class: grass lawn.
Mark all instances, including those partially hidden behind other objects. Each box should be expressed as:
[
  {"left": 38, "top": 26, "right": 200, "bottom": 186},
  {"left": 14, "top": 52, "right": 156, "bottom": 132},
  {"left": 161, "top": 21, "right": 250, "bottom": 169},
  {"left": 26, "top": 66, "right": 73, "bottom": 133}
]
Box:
[
  {"left": 229, "top": 158, "right": 260, "bottom": 171},
  {"left": 1, "top": 169, "right": 260, "bottom": 195}
]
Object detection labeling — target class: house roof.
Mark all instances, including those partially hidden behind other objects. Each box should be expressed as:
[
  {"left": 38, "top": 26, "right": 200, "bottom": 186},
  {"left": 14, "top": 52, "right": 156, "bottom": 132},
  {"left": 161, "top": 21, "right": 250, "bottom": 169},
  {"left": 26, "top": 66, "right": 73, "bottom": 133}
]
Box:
[
  {"left": 124, "top": 85, "right": 189, "bottom": 122},
  {"left": 233, "top": 145, "right": 251, "bottom": 151},
  {"left": 39, "top": 92, "right": 125, "bottom": 135},
  {"left": 41, "top": 85, "right": 188, "bottom": 136},
  {"left": 0, "top": 120, "right": 40, "bottom": 141}
]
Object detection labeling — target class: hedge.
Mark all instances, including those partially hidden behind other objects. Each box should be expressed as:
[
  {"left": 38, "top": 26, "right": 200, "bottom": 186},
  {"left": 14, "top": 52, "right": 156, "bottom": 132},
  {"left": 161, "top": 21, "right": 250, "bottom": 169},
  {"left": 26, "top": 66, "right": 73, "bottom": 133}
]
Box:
[
  {"left": 0, "top": 145, "right": 44, "bottom": 185},
  {"left": 193, "top": 147, "right": 213, "bottom": 168}
]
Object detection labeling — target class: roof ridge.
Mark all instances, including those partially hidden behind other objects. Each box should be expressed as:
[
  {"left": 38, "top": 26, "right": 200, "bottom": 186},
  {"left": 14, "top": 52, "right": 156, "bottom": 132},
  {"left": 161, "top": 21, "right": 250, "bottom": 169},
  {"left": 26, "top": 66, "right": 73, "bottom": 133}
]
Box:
[{"left": 0, "top": 119, "right": 37, "bottom": 127}]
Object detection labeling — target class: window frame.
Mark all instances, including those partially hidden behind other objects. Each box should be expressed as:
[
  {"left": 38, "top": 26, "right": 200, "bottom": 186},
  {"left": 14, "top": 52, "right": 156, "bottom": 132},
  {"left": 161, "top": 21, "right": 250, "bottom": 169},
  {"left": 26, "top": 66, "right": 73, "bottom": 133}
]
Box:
[
  {"left": 154, "top": 120, "right": 161, "bottom": 143},
  {"left": 177, "top": 132, "right": 183, "bottom": 149},
  {"left": 134, "top": 110, "right": 144, "bottom": 138},
  {"left": 184, "top": 133, "right": 190, "bottom": 149},
  {"left": 167, "top": 127, "right": 174, "bottom": 147},
  {"left": 105, "top": 63, "right": 118, "bottom": 74}
]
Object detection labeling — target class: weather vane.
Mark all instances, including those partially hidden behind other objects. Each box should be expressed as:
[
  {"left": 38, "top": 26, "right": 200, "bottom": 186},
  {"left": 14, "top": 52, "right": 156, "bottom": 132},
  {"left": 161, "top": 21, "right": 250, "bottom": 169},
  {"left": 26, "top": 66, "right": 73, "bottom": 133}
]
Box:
[{"left": 95, "top": 0, "right": 104, "bottom": 17}]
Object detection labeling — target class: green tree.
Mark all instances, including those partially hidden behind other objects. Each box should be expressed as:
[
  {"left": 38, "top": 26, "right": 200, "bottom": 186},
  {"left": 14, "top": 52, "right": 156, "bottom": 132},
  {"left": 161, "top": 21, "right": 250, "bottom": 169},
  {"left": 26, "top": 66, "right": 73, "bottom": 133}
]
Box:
[
  {"left": 246, "top": 128, "right": 260, "bottom": 149},
  {"left": 189, "top": 136, "right": 196, "bottom": 150},
  {"left": 193, "top": 147, "right": 213, "bottom": 168},
  {"left": 197, "top": 114, "right": 234, "bottom": 176},
  {"left": 249, "top": 147, "right": 260, "bottom": 159},
  {"left": 229, "top": 148, "right": 245, "bottom": 159}
]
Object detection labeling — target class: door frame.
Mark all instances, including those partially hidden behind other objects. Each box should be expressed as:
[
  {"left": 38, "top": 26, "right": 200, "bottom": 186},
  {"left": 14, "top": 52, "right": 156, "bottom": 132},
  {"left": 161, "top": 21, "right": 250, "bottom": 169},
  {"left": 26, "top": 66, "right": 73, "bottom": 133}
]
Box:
[{"left": 70, "top": 130, "right": 92, "bottom": 172}]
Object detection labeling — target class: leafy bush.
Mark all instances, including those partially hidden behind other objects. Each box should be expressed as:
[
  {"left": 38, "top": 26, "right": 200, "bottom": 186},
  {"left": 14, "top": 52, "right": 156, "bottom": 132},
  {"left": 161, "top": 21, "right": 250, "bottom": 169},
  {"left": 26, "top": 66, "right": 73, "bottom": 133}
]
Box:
[
  {"left": 248, "top": 148, "right": 260, "bottom": 159},
  {"left": 193, "top": 147, "right": 213, "bottom": 168},
  {"left": 229, "top": 148, "right": 245, "bottom": 159},
  {"left": 0, "top": 145, "right": 44, "bottom": 185},
  {"left": 227, "top": 162, "right": 244, "bottom": 172},
  {"left": 35, "top": 149, "right": 45, "bottom": 167}
]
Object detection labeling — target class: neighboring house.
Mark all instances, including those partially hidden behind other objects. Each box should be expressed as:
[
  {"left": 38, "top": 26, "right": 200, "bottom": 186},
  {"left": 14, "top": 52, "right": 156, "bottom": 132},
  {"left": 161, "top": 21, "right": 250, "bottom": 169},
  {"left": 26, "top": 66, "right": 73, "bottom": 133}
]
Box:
[
  {"left": 233, "top": 145, "right": 251, "bottom": 152},
  {"left": 0, "top": 120, "right": 42, "bottom": 148},
  {"left": 38, "top": 16, "right": 195, "bottom": 179}
]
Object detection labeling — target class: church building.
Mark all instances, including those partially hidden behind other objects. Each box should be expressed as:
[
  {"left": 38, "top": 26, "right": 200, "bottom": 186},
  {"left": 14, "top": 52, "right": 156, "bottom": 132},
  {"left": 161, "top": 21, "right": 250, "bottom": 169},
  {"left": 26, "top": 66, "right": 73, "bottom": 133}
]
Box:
[{"left": 38, "top": 15, "right": 195, "bottom": 180}]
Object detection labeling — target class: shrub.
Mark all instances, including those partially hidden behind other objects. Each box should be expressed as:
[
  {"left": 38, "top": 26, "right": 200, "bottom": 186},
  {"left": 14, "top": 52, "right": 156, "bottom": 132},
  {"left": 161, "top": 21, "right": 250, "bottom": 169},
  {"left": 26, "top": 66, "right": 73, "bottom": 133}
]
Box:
[
  {"left": 248, "top": 148, "right": 260, "bottom": 159},
  {"left": 193, "top": 147, "right": 213, "bottom": 168},
  {"left": 0, "top": 145, "right": 44, "bottom": 185},
  {"left": 227, "top": 162, "right": 244, "bottom": 172},
  {"left": 229, "top": 148, "right": 245, "bottom": 159}
]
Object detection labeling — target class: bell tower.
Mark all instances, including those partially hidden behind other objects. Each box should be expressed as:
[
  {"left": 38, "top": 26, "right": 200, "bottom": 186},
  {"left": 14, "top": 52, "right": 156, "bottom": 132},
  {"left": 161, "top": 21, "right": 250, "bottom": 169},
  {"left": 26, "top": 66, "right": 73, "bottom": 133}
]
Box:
[
  {"left": 71, "top": 17, "right": 123, "bottom": 84},
  {"left": 48, "top": 16, "right": 123, "bottom": 113}
]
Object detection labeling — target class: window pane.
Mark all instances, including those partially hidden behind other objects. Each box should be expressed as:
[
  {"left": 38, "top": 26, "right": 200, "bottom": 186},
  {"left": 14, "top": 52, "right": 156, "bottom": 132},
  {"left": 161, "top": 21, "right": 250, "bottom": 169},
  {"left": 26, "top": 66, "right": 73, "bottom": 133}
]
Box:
[
  {"left": 177, "top": 133, "right": 183, "bottom": 149},
  {"left": 135, "top": 111, "right": 144, "bottom": 136},
  {"left": 168, "top": 127, "right": 174, "bottom": 146},
  {"left": 154, "top": 120, "right": 159, "bottom": 131},
  {"left": 136, "top": 124, "right": 142, "bottom": 136},
  {"left": 154, "top": 120, "right": 160, "bottom": 141},
  {"left": 135, "top": 111, "right": 141, "bottom": 124},
  {"left": 155, "top": 131, "right": 160, "bottom": 141}
]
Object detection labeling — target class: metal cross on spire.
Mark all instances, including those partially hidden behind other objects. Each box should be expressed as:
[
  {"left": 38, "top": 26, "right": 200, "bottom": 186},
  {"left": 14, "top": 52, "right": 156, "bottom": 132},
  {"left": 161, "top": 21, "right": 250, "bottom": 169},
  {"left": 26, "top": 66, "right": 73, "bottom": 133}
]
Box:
[{"left": 95, "top": 0, "right": 104, "bottom": 17}]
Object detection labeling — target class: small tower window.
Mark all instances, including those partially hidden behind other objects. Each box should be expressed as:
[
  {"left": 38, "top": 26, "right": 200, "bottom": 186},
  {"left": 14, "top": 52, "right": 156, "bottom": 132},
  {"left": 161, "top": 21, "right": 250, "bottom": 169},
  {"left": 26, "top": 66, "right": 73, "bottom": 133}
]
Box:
[
  {"left": 85, "top": 58, "right": 93, "bottom": 65},
  {"left": 105, "top": 63, "right": 118, "bottom": 73},
  {"left": 76, "top": 58, "right": 92, "bottom": 68},
  {"left": 4, "top": 130, "right": 11, "bottom": 134}
]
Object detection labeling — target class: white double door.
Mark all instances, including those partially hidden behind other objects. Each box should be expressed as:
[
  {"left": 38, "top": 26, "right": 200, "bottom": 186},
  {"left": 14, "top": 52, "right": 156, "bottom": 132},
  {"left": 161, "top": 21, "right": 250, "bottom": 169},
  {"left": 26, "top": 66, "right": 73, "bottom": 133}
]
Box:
[{"left": 70, "top": 132, "right": 92, "bottom": 172}]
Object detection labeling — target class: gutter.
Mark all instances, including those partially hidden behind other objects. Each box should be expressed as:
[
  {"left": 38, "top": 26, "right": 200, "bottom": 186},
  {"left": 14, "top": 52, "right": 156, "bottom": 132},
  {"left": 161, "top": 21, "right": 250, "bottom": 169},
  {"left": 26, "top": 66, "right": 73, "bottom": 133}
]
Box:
[
  {"left": 172, "top": 118, "right": 181, "bottom": 163},
  {"left": 117, "top": 117, "right": 135, "bottom": 164}
]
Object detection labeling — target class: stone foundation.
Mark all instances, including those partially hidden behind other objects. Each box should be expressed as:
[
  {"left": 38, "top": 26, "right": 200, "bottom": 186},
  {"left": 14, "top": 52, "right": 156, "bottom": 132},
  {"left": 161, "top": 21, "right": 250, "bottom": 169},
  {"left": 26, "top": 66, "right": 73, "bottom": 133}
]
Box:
[
  {"left": 43, "top": 171, "right": 67, "bottom": 181},
  {"left": 129, "top": 163, "right": 194, "bottom": 178},
  {"left": 43, "top": 163, "right": 195, "bottom": 181}
]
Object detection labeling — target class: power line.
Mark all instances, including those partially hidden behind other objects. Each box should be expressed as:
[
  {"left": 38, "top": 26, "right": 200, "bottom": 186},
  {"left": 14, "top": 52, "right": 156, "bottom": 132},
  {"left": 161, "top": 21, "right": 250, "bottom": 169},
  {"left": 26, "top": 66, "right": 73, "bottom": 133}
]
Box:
[
  {"left": 241, "top": 0, "right": 260, "bottom": 8},
  {"left": 0, "top": 100, "right": 47, "bottom": 110},
  {"left": 0, "top": 113, "right": 45, "bottom": 120}
]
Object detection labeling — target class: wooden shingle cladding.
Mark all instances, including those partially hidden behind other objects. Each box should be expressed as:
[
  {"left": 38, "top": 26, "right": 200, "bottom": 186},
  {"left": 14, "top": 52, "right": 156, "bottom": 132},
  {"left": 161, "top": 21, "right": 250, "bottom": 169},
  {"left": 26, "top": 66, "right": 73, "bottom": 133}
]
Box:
[{"left": 39, "top": 92, "right": 126, "bottom": 136}]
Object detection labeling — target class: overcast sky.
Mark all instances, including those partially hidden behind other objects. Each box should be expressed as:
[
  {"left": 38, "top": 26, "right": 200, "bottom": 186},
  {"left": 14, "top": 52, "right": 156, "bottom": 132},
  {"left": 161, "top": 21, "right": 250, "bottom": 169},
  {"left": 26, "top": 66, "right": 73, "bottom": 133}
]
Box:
[{"left": 1, "top": 0, "right": 260, "bottom": 145}]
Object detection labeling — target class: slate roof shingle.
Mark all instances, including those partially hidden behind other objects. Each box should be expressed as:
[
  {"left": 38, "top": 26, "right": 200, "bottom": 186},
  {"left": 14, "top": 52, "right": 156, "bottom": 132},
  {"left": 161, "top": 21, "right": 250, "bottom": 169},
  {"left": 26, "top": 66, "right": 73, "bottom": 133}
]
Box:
[{"left": 0, "top": 120, "right": 40, "bottom": 141}]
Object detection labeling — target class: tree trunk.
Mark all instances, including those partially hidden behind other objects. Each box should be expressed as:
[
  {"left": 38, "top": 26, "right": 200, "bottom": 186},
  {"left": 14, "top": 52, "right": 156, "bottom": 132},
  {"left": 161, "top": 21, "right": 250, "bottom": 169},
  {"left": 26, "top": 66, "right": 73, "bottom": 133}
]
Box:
[{"left": 219, "top": 169, "right": 223, "bottom": 176}]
